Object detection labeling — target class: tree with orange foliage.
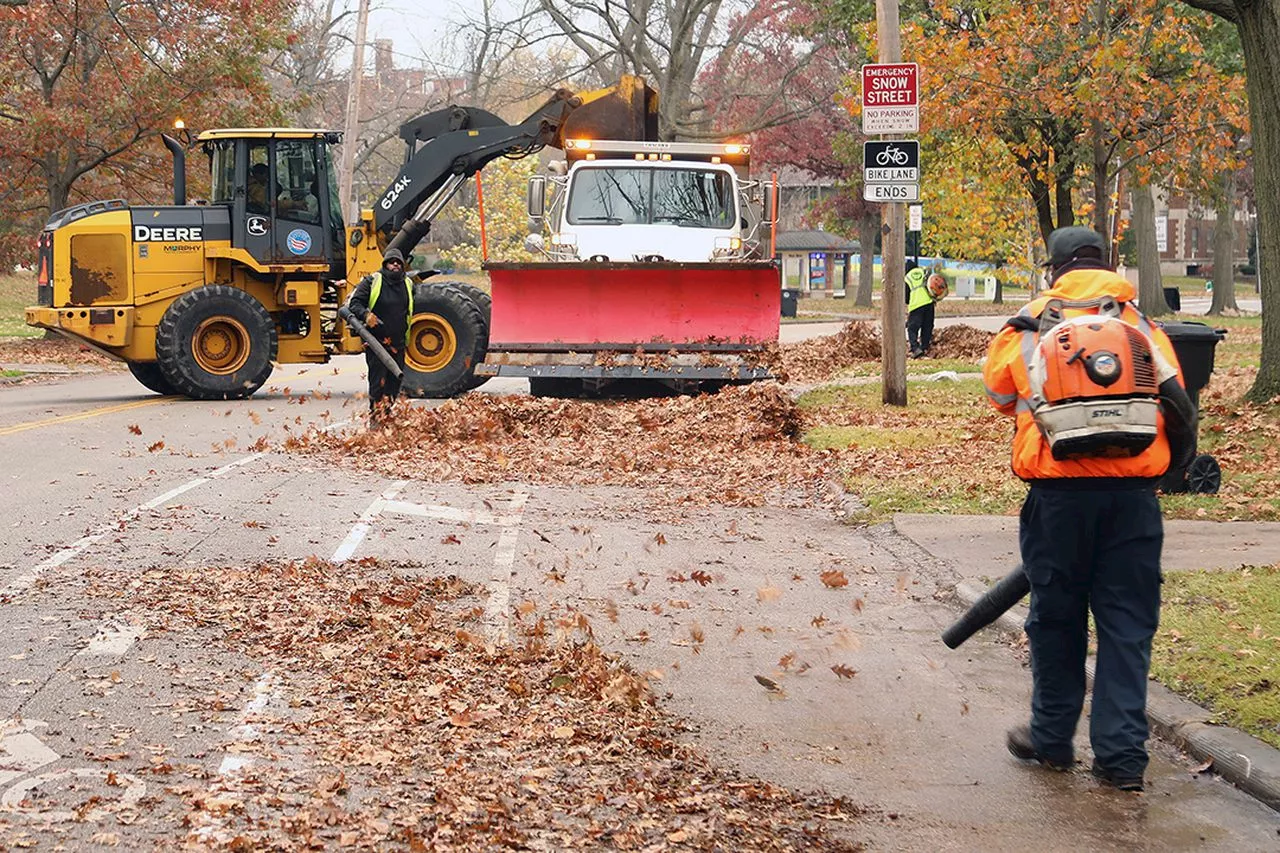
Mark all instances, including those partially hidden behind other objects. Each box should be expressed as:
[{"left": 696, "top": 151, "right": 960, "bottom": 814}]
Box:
[{"left": 0, "top": 0, "right": 295, "bottom": 265}]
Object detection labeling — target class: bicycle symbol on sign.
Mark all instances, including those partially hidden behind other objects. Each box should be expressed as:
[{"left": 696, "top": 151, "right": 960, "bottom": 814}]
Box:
[{"left": 875, "top": 145, "right": 911, "bottom": 166}]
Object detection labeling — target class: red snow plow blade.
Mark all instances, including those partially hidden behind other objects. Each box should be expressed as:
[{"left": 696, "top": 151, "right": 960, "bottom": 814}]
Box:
[{"left": 477, "top": 261, "right": 780, "bottom": 382}]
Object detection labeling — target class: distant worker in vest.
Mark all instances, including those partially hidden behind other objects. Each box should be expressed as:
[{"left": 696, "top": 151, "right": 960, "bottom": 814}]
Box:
[
  {"left": 905, "top": 260, "right": 935, "bottom": 358},
  {"left": 983, "top": 227, "right": 1197, "bottom": 793},
  {"left": 345, "top": 248, "right": 413, "bottom": 425}
]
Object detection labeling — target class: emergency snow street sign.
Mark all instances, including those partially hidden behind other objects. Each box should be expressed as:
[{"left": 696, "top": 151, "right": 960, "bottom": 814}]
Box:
[
  {"left": 863, "top": 140, "right": 919, "bottom": 203},
  {"left": 861, "top": 63, "right": 919, "bottom": 134}
]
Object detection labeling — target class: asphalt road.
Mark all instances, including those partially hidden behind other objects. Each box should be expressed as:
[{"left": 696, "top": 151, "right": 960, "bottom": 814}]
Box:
[{"left": 1, "top": 326, "right": 1277, "bottom": 848}]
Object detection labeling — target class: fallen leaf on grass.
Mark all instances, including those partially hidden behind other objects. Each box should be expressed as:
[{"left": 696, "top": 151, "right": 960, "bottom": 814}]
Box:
[{"left": 551, "top": 725, "right": 575, "bottom": 739}]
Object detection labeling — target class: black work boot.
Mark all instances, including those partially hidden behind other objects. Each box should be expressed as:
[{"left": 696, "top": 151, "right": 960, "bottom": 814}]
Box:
[
  {"left": 1006, "top": 725, "right": 1072, "bottom": 771},
  {"left": 1090, "top": 759, "right": 1144, "bottom": 792}
]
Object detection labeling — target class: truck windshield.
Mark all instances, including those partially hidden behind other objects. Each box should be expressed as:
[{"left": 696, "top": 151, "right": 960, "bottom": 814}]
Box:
[{"left": 567, "top": 166, "right": 734, "bottom": 228}]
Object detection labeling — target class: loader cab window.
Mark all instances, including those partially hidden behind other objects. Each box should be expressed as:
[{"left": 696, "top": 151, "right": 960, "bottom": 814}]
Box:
[
  {"left": 209, "top": 144, "right": 235, "bottom": 205},
  {"left": 324, "top": 147, "right": 344, "bottom": 228},
  {"left": 246, "top": 143, "right": 272, "bottom": 215},
  {"left": 274, "top": 139, "right": 321, "bottom": 225}
]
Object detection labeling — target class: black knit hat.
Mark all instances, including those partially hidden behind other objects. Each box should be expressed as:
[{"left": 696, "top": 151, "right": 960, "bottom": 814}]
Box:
[
  {"left": 1045, "top": 227, "right": 1106, "bottom": 267},
  {"left": 382, "top": 248, "right": 404, "bottom": 267}
]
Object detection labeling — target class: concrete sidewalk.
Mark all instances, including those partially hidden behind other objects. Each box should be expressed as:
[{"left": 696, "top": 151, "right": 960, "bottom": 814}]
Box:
[
  {"left": 894, "top": 511, "right": 1280, "bottom": 814},
  {"left": 895, "top": 513, "right": 1280, "bottom": 581}
]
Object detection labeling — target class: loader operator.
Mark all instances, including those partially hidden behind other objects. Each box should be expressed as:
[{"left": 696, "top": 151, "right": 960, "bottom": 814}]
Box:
[
  {"left": 982, "top": 227, "right": 1196, "bottom": 793},
  {"left": 345, "top": 248, "right": 413, "bottom": 424}
]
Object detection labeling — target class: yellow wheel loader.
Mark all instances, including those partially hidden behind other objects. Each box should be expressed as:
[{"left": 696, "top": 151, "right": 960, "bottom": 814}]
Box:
[{"left": 24, "top": 77, "right": 658, "bottom": 399}]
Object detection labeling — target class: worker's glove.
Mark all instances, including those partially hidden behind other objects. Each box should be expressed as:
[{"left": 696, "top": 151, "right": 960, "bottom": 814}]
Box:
[
  {"left": 365, "top": 312, "right": 380, "bottom": 328},
  {"left": 1151, "top": 344, "right": 1179, "bottom": 385}
]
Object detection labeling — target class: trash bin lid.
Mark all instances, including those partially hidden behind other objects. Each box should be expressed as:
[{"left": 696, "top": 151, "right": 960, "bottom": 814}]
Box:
[{"left": 1158, "top": 321, "right": 1227, "bottom": 343}]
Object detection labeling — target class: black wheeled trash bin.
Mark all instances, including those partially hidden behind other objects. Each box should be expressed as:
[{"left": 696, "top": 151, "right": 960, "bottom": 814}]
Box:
[
  {"left": 1163, "top": 286, "right": 1181, "bottom": 312},
  {"left": 1158, "top": 321, "right": 1228, "bottom": 494},
  {"left": 780, "top": 288, "right": 799, "bottom": 318}
]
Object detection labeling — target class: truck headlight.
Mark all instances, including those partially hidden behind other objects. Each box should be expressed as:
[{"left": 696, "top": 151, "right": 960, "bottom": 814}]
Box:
[{"left": 712, "top": 236, "right": 743, "bottom": 259}]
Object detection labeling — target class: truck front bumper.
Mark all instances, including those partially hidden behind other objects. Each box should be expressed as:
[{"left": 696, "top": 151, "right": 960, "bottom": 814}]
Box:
[{"left": 477, "top": 349, "right": 773, "bottom": 381}]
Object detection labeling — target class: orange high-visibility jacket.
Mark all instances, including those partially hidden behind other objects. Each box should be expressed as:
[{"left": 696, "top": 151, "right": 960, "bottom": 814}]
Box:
[{"left": 982, "top": 268, "right": 1185, "bottom": 481}]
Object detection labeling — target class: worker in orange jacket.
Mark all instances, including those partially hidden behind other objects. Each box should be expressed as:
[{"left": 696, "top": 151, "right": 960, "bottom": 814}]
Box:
[{"left": 982, "top": 227, "right": 1196, "bottom": 792}]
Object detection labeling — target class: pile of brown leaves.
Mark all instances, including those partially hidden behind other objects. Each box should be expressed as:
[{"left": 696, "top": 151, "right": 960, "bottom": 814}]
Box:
[
  {"left": 927, "top": 325, "right": 995, "bottom": 361},
  {"left": 779, "top": 322, "right": 881, "bottom": 384},
  {"left": 88, "top": 559, "right": 863, "bottom": 850},
  {"left": 0, "top": 336, "right": 123, "bottom": 368},
  {"left": 288, "top": 384, "right": 835, "bottom": 507},
  {"left": 778, "top": 322, "right": 994, "bottom": 384}
]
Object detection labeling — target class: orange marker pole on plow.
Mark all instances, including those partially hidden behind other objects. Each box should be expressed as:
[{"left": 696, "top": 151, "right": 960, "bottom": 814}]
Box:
[{"left": 475, "top": 170, "right": 489, "bottom": 262}]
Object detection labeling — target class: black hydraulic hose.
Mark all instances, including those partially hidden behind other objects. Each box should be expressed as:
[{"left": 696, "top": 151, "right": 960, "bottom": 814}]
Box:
[
  {"left": 942, "top": 565, "right": 1030, "bottom": 649},
  {"left": 1159, "top": 376, "right": 1198, "bottom": 474},
  {"left": 338, "top": 306, "right": 403, "bottom": 380}
]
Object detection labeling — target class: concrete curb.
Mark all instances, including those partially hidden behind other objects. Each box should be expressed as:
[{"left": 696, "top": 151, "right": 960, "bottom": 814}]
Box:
[{"left": 952, "top": 580, "right": 1280, "bottom": 812}]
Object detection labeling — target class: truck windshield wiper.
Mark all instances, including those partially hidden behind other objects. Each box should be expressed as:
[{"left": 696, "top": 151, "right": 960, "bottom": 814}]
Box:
[{"left": 575, "top": 216, "right": 623, "bottom": 224}]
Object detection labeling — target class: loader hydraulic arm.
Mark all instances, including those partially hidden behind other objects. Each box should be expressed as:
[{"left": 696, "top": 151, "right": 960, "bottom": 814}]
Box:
[{"left": 377, "top": 75, "right": 658, "bottom": 259}]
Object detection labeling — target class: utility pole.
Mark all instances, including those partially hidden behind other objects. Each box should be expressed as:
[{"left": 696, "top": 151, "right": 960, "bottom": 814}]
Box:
[
  {"left": 339, "top": 0, "right": 371, "bottom": 226},
  {"left": 876, "top": 0, "right": 907, "bottom": 406}
]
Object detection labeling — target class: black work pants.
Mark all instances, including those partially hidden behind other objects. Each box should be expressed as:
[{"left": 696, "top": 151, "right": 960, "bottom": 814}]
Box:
[
  {"left": 1019, "top": 484, "right": 1162, "bottom": 779},
  {"left": 366, "top": 343, "right": 406, "bottom": 415},
  {"left": 907, "top": 302, "right": 935, "bottom": 353}
]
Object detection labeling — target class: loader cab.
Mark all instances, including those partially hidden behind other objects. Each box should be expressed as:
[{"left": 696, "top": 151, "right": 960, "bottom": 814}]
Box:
[{"left": 200, "top": 129, "right": 344, "bottom": 271}]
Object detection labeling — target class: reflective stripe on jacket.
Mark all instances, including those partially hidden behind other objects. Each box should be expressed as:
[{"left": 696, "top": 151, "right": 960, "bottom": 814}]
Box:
[
  {"left": 368, "top": 272, "right": 415, "bottom": 344},
  {"left": 981, "top": 268, "right": 1184, "bottom": 480},
  {"left": 906, "top": 267, "right": 932, "bottom": 312}
]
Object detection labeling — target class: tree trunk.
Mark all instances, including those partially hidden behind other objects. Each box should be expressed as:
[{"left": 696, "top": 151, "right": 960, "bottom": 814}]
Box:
[
  {"left": 855, "top": 211, "right": 877, "bottom": 307},
  {"left": 1132, "top": 182, "right": 1169, "bottom": 317},
  {"left": 1209, "top": 169, "right": 1241, "bottom": 314},
  {"left": 1236, "top": 0, "right": 1280, "bottom": 402}
]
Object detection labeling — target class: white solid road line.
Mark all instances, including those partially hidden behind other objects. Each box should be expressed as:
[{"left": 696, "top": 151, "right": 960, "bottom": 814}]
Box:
[
  {"left": 3, "top": 418, "right": 356, "bottom": 597},
  {"left": 2, "top": 450, "right": 270, "bottom": 596},
  {"left": 330, "top": 481, "right": 410, "bottom": 563},
  {"left": 76, "top": 620, "right": 147, "bottom": 657},
  {"left": 381, "top": 499, "right": 523, "bottom": 526},
  {"left": 486, "top": 491, "right": 529, "bottom": 646}
]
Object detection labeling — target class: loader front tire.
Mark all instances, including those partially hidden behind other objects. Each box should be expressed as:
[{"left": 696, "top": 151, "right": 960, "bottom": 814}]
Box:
[
  {"left": 127, "top": 361, "right": 177, "bottom": 396},
  {"left": 156, "top": 286, "right": 277, "bottom": 400},
  {"left": 430, "top": 281, "right": 491, "bottom": 390},
  {"left": 403, "top": 282, "right": 487, "bottom": 398}
]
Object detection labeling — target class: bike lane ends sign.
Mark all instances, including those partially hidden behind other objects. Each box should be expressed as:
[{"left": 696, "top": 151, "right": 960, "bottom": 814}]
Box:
[{"left": 864, "top": 140, "right": 920, "bottom": 203}]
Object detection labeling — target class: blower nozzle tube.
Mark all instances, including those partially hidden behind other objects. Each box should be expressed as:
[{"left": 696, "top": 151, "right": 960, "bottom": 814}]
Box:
[
  {"left": 942, "top": 565, "right": 1031, "bottom": 649},
  {"left": 338, "top": 305, "right": 403, "bottom": 380}
]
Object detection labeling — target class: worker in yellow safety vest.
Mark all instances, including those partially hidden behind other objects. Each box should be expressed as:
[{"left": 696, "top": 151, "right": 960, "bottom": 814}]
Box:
[
  {"left": 345, "top": 248, "right": 414, "bottom": 424},
  {"left": 905, "top": 260, "right": 935, "bottom": 357}
]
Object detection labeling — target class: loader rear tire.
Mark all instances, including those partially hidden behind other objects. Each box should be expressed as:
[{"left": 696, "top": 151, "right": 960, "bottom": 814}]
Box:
[
  {"left": 434, "top": 281, "right": 491, "bottom": 390},
  {"left": 127, "top": 361, "right": 177, "bottom": 396},
  {"left": 155, "top": 285, "right": 277, "bottom": 400},
  {"left": 403, "top": 282, "right": 486, "bottom": 398}
]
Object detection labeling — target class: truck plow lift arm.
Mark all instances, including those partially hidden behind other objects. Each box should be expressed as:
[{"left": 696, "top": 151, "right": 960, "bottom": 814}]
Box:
[{"left": 378, "top": 75, "right": 659, "bottom": 259}]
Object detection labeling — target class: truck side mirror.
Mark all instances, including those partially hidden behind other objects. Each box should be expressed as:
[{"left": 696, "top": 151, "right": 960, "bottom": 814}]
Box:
[
  {"left": 527, "top": 175, "right": 547, "bottom": 221},
  {"left": 761, "top": 180, "right": 777, "bottom": 227}
]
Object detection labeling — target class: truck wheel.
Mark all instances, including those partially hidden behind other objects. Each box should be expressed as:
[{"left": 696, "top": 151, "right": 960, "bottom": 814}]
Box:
[
  {"left": 403, "top": 282, "right": 486, "bottom": 398},
  {"left": 155, "top": 285, "right": 277, "bottom": 400},
  {"left": 434, "top": 281, "right": 491, "bottom": 390},
  {"left": 127, "top": 361, "right": 177, "bottom": 396}
]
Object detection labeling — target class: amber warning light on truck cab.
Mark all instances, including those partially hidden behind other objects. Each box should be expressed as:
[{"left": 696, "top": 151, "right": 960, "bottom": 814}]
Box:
[{"left": 564, "top": 139, "right": 750, "bottom": 165}]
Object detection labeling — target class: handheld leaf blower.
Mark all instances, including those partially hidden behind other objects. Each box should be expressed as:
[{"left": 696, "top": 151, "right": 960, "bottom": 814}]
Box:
[
  {"left": 941, "top": 565, "right": 1030, "bottom": 649},
  {"left": 338, "top": 305, "right": 403, "bottom": 380}
]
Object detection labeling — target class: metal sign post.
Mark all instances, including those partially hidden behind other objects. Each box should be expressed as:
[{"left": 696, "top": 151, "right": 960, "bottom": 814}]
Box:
[{"left": 871, "top": 1, "right": 908, "bottom": 407}]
